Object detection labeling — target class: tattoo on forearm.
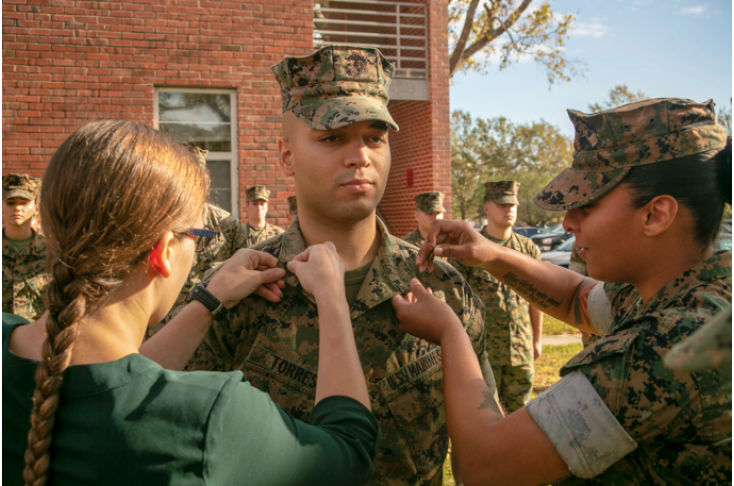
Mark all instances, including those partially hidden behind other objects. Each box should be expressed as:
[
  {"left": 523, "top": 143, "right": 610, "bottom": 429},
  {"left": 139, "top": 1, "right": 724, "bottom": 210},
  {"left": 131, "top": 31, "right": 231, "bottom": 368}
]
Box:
[
  {"left": 502, "top": 273, "right": 562, "bottom": 309},
  {"left": 478, "top": 390, "right": 502, "bottom": 415}
]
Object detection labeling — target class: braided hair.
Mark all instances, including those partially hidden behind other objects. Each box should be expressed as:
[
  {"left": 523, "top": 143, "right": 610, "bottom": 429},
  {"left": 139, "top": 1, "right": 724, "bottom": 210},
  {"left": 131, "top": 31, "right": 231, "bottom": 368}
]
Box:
[{"left": 22, "top": 120, "right": 208, "bottom": 486}]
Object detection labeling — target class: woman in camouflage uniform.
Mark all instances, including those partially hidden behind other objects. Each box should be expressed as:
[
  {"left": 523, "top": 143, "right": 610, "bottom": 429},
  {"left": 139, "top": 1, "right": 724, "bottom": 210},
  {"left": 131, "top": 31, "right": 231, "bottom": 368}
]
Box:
[{"left": 394, "top": 99, "right": 731, "bottom": 485}]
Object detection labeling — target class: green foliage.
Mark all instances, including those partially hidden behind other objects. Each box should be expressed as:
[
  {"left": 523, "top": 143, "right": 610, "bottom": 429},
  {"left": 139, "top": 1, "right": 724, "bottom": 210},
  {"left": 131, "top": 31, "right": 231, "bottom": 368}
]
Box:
[
  {"left": 449, "top": 0, "right": 581, "bottom": 84},
  {"left": 451, "top": 111, "right": 573, "bottom": 226},
  {"left": 588, "top": 85, "right": 647, "bottom": 113},
  {"left": 543, "top": 316, "right": 577, "bottom": 335}
]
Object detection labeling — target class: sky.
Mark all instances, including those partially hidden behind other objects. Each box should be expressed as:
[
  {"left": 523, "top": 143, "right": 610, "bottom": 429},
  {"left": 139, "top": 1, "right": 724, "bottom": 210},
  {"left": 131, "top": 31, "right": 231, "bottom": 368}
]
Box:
[{"left": 449, "top": 0, "right": 733, "bottom": 136}]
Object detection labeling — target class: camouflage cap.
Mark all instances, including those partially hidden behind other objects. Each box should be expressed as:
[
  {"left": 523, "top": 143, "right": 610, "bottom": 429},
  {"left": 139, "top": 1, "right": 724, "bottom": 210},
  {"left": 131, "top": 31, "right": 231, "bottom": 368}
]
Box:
[
  {"left": 246, "top": 185, "right": 270, "bottom": 202},
  {"left": 484, "top": 181, "right": 520, "bottom": 205},
  {"left": 2, "top": 174, "right": 40, "bottom": 201},
  {"left": 287, "top": 195, "right": 298, "bottom": 215},
  {"left": 271, "top": 45, "right": 399, "bottom": 131},
  {"left": 665, "top": 306, "right": 732, "bottom": 371},
  {"left": 414, "top": 192, "right": 446, "bottom": 213},
  {"left": 534, "top": 98, "right": 728, "bottom": 211},
  {"left": 182, "top": 142, "right": 208, "bottom": 168}
]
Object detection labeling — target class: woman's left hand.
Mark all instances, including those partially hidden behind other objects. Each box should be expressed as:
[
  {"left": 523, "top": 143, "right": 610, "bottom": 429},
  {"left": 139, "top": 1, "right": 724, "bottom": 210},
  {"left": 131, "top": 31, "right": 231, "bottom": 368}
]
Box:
[{"left": 206, "top": 249, "right": 286, "bottom": 307}]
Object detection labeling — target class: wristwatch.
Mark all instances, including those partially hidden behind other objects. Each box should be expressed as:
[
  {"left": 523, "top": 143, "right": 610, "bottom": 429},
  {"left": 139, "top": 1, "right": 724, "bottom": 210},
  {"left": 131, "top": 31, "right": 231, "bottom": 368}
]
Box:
[{"left": 185, "top": 282, "right": 227, "bottom": 320}]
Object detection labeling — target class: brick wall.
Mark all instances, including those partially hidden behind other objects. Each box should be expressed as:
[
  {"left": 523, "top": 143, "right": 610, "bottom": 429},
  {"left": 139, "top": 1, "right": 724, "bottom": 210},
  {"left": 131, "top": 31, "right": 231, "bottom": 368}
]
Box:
[
  {"left": 2, "top": 0, "right": 312, "bottom": 226},
  {"left": 380, "top": 0, "right": 450, "bottom": 237}
]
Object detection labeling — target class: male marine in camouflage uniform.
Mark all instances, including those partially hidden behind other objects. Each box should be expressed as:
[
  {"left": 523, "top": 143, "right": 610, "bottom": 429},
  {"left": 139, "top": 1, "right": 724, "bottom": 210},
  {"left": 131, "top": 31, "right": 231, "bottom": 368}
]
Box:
[
  {"left": 185, "top": 45, "right": 494, "bottom": 486},
  {"left": 2, "top": 174, "right": 49, "bottom": 320},
  {"left": 401, "top": 192, "right": 446, "bottom": 263},
  {"left": 243, "top": 185, "right": 284, "bottom": 247},
  {"left": 452, "top": 181, "right": 543, "bottom": 413}
]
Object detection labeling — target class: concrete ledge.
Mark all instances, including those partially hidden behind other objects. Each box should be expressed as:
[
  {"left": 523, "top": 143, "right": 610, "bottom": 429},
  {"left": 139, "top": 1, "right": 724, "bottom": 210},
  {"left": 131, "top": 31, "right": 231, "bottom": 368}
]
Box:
[{"left": 387, "top": 78, "right": 430, "bottom": 101}]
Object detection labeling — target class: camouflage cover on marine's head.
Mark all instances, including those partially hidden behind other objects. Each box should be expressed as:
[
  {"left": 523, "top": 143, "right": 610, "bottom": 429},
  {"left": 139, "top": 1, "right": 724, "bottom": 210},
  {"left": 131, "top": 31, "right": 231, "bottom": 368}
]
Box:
[
  {"left": 534, "top": 98, "right": 729, "bottom": 211},
  {"left": 271, "top": 45, "right": 399, "bottom": 131},
  {"left": 2, "top": 174, "right": 40, "bottom": 201},
  {"left": 665, "top": 306, "right": 732, "bottom": 371},
  {"left": 414, "top": 191, "right": 446, "bottom": 213},
  {"left": 246, "top": 185, "right": 270, "bottom": 202},
  {"left": 182, "top": 142, "right": 209, "bottom": 168},
  {"left": 287, "top": 195, "right": 298, "bottom": 215},
  {"left": 484, "top": 180, "right": 520, "bottom": 205}
]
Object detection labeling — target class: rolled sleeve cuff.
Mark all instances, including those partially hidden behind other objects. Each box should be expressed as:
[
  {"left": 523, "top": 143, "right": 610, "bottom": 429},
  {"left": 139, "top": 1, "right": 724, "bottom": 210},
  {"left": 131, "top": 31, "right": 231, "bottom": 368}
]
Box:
[
  {"left": 527, "top": 371, "right": 637, "bottom": 479},
  {"left": 588, "top": 283, "right": 614, "bottom": 336}
]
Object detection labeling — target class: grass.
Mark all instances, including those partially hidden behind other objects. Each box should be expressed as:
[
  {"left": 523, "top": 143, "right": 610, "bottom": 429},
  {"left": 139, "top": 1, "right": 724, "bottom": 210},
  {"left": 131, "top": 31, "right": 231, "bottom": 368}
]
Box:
[
  {"left": 543, "top": 315, "right": 578, "bottom": 335},
  {"left": 442, "top": 343, "right": 584, "bottom": 483}
]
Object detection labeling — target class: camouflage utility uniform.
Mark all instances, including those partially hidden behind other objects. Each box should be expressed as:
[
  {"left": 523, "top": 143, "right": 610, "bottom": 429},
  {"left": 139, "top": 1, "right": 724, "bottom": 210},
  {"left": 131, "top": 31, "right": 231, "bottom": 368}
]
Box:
[
  {"left": 243, "top": 222, "right": 284, "bottom": 248},
  {"left": 402, "top": 192, "right": 446, "bottom": 263},
  {"left": 2, "top": 231, "right": 48, "bottom": 320},
  {"left": 527, "top": 98, "right": 731, "bottom": 483},
  {"left": 187, "top": 218, "right": 490, "bottom": 486},
  {"left": 529, "top": 251, "right": 732, "bottom": 484},
  {"left": 400, "top": 228, "right": 425, "bottom": 248},
  {"left": 453, "top": 228, "right": 541, "bottom": 412}
]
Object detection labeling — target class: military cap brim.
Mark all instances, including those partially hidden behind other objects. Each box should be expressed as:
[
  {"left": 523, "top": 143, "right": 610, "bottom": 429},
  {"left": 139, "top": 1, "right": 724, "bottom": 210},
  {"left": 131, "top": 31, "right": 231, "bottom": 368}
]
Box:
[
  {"left": 291, "top": 95, "right": 399, "bottom": 132},
  {"left": 3, "top": 189, "right": 35, "bottom": 201},
  {"left": 533, "top": 165, "right": 630, "bottom": 211},
  {"left": 492, "top": 195, "right": 519, "bottom": 206}
]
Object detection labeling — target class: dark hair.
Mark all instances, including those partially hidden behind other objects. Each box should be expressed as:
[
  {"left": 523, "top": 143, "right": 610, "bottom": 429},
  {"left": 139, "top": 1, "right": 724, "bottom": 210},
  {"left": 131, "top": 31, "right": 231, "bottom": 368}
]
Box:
[{"left": 623, "top": 139, "right": 732, "bottom": 248}]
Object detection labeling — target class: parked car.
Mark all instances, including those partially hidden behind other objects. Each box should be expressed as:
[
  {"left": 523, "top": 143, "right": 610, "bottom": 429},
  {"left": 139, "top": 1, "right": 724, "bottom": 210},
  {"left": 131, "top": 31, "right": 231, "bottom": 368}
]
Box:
[
  {"left": 714, "top": 232, "right": 732, "bottom": 251},
  {"left": 540, "top": 235, "right": 575, "bottom": 268},
  {"left": 513, "top": 226, "right": 543, "bottom": 238},
  {"left": 530, "top": 224, "right": 573, "bottom": 252}
]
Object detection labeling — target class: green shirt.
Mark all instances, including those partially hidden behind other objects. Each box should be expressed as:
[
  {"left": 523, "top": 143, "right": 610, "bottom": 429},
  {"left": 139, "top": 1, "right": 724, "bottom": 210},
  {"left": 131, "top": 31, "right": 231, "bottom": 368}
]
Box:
[
  {"left": 344, "top": 262, "right": 372, "bottom": 308},
  {"left": 4, "top": 233, "right": 33, "bottom": 254},
  {"left": 2, "top": 315, "right": 380, "bottom": 486}
]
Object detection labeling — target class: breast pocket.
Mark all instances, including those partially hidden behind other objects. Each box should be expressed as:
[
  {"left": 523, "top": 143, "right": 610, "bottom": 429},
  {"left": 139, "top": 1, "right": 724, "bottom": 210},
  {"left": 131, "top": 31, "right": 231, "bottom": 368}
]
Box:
[
  {"left": 243, "top": 344, "right": 317, "bottom": 422},
  {"left": 376, "top": 349, "right": 447, "bottom": 479}
]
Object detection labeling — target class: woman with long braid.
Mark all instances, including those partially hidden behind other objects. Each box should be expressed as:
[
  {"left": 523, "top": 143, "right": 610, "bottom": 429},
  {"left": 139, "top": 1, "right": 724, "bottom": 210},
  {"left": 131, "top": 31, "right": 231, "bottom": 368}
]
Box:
[{"left": 2, "top": 120, "right": 379, "bottom": 485}]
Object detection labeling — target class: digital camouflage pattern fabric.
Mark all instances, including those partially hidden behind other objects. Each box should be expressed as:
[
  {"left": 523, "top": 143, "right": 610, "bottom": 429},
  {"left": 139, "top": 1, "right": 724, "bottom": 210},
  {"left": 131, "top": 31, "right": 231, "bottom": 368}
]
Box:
[
  {"left": 414, "top": 192, "right": 446, "bottom": 213},
  {"left": 185, "top": 218, "right": 489, "bottom": 486},
  {"left": 665, "top": 305, "right": 732, "bottom": 372},
  {"left": 483, "top": 180, "right": 520, "bottom": 205},
  {"left": 452, "top": 229, "right": 540, "bottom": 411},
  {"left": 246, "top": 185, "right": 270, "bottom": 202},
  {"left": 491, "top": 363, "right": 533, "bottom": 413},
  {"left": 2, "top": 174, "right": 40, "bottom": 201},
  {"left": 271, "top": 45, "right": 399, "bottom": 131},
  {"left": 243, "top": 222, "right": 284, "bottom": 248},
  {"left": 535, "top": 98, "right": 729, "bottom": 211},
  {"left": 2, "top": 230, "right": 49, "bottom": 320},
  {"left": 400, "top": 229, "right": 445, "bottom": 264},
  {"left": 553, "top": 250, "right": 732, "bottom": 485}
]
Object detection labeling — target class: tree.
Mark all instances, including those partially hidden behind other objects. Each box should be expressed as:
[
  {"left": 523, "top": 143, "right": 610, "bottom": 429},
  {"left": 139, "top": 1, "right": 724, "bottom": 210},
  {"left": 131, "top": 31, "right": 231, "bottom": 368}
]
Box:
[
  {"left": 718, "top": 100, "right": 732, "bottom": 136},
  {"left": 451, "top": 111, "right": 573, "bottom": 227},
  {"left": 588, "top": 85, "right": 647, "bottom": 113},
  {"left": 449, "top": 0, "right": 580, "bottom": 84}
]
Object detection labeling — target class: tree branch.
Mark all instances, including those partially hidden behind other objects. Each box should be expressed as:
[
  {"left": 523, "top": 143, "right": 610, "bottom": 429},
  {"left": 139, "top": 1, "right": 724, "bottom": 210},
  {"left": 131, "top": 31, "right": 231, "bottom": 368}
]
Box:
[
  {"left": 449, "top": 0, "right": 483, "bottom": 75},
  {"left": 455, "top": 0, "right": 533, "bottom": 73}
]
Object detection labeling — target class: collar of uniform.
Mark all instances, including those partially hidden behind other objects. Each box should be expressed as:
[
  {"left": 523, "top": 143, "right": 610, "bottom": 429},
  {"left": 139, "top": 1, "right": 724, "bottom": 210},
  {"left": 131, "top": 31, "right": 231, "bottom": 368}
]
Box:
[
  {"left": 277, "top": 216, "right": 415, "bottom": 317},
  {"left": 640, "top": 250, "right": 732, "bottom": 314},
  {"left": 2, "top": 230, "right": 44, "bottom": 256},
  {"left": 480, "top": 226, "right": 515, "bottom": 247}
]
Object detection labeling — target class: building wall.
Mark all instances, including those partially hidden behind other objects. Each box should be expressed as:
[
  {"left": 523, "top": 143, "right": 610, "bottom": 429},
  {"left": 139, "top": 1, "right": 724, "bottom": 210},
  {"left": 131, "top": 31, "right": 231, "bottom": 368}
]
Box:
[
  {"left": 2, "top": 0, "right": 450, "bottom": 232},
  {"left": 380, "top": 0, "right": 451, "bottom": 237},
  {"left": 2, "top": 0, "right": 313, "bottom": 226}
]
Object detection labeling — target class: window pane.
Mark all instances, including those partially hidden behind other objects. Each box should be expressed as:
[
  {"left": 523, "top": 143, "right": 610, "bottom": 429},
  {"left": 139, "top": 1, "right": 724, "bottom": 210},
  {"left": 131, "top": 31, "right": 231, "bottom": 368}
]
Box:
[
  {"left": 159, "top": 122, "right": 231, "bottom": 152},
  {"left": 207, "top": 160, "right": 232, "bottom": 213},
  {"left": 158, "top": 92, "right": 231, "bottom": 122}
]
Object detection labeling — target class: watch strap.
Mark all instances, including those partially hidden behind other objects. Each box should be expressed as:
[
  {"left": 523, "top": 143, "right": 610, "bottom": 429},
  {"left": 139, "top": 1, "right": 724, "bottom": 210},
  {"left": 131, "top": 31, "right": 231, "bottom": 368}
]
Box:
[{"left": 186, "top": 282, "right": 226, "bottom": 318}]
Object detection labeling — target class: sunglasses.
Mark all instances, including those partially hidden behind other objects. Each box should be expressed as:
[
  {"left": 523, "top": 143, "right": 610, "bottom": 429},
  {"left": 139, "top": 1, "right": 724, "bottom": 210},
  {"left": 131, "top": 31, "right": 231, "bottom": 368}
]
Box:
[{"left": 183, "top": 228, "right": 219, "bottom": 254}]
